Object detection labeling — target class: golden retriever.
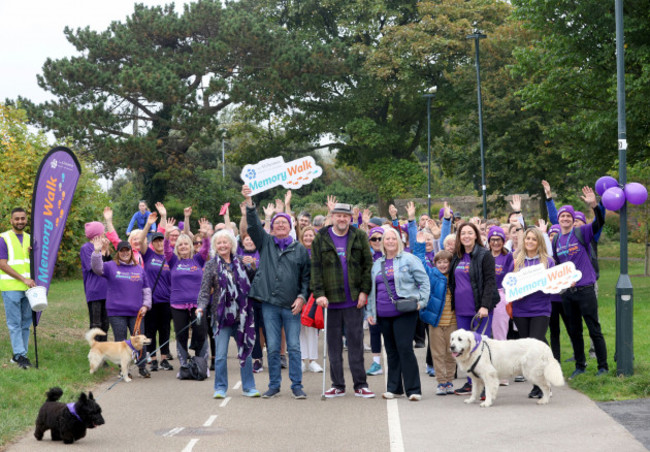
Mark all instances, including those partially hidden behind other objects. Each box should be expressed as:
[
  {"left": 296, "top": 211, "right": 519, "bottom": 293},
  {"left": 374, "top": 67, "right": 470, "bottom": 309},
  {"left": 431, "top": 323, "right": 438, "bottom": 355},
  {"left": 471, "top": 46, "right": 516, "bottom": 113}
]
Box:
[{"left": 86, "top": 328, "right": 151, "bottom": 382}]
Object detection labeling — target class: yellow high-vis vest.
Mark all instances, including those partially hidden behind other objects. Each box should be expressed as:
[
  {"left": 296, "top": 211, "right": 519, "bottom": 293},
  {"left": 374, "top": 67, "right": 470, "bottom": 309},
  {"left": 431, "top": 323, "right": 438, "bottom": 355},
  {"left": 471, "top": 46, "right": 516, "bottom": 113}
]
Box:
[{"left": 0, "top": 230, "right": 31, "bottom": 292}]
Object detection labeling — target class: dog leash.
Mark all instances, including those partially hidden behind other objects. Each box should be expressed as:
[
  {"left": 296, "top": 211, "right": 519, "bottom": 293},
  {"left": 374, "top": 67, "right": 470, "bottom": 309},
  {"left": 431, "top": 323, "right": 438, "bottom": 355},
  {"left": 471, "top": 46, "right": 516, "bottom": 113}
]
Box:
[
  {"left": 94, "top": 317, "right": 200, "bottom": 400},
  {"left": 467, "top": 340, "right": 493, "bottom": 379}
]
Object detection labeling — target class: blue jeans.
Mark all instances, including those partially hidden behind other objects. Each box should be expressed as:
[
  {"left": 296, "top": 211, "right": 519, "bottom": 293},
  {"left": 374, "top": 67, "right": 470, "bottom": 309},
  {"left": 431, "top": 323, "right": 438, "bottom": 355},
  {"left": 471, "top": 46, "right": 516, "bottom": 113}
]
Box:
[
  {"left": 213, "top": 324, "right": 256, "bottom": 393},
  {"left": 2, "top": 291, "right": 32, "bottom": 357},
  {"left": 261, "top": 303, "right": 302, "bottom": 391}
]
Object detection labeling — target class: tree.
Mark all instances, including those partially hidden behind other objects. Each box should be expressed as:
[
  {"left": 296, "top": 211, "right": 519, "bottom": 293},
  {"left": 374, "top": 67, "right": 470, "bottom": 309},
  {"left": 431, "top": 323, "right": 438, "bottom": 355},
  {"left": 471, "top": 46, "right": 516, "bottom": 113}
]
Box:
[
  {"left": 15, "top": 0, "right": 291, "bottom": 203},
  {"left": 0, "top": 104, "right": 110, "bottom": 277}
]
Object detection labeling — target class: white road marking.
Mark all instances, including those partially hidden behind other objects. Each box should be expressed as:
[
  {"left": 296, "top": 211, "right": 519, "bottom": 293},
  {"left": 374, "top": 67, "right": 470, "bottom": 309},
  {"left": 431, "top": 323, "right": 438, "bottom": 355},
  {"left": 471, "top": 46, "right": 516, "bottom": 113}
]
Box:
[
  {"left": 233, "top": 381, "right": 242, "bottom": 390},
  {"left": 203, "top": 415, "right": 218, "bottom": 427},
  {"left": 382, "top": 341, "right": 405, "bottom": 452},
  {"left": 220, "top": 396, "right": 231, "bottom": 408},
  {"left": 181, "top": 438, "right": 199, "bottom": 452},
  {"left": 163, "top": 427, "right": 184, "bottom": 437}
]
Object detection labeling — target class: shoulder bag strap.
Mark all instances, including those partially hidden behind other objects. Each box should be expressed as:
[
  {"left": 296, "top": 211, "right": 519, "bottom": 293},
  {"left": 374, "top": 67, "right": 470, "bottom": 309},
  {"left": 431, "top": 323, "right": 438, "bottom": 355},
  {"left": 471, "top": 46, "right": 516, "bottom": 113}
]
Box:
[{"left": 380, "top": 260, "right": 396, "bottom": 303}]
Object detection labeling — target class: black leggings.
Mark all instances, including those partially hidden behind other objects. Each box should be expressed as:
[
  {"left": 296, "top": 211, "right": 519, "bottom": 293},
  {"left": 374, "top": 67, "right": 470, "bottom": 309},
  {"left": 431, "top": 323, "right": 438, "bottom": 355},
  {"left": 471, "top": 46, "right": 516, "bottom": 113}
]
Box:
[
  {"left": 549, "top": 302, "right": 570, "bottom": 362},
  {"left": 87, "top": 300, "right": 109, "bottom": 341},
  {"left": 513, "top": 316, "right": 550, "bottom": 344},
  {"left": 145, "top": 302, "right": 171, "bottom": 356},
  {"left": 171, "top": 307, "right": 207, "bottom": 366}
]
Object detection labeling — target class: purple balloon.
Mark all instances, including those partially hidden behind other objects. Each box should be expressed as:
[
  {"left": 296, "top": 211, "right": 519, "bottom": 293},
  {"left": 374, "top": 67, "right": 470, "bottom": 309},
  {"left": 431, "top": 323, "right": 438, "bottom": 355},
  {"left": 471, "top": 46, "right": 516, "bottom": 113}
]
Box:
[
  {"left": 595, "top": 176, "right": 619, "bottom": 196},
  {"left": 602, "top": 187, "right": 626, "bottom": 211},
  {"left": 624, "top": 182, "right": 648, "bottom": 205}
]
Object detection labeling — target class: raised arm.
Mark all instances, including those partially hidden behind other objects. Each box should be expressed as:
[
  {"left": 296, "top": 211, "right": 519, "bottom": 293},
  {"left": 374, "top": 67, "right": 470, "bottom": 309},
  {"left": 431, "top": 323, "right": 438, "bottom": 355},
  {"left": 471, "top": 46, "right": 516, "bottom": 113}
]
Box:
[
  {"left": 581, "top": 186, "right": 605, "bottom": 234},
  {"left": 542, "top": 180, "right": 559, "bottom": 224},
  {"left": 90, "top": 237, "right": 106, "bottom": 276},
  {"left": 243, "top": 184, "right": 266, "bottom": 250},
  {"left": 140, "top": 212, "right": 157, "bottom": 251},
  {"left": 183, "top": 207, "right": 192, "bottom": 234},
  {"left": 103, "top": 207, "right": 120, "bottom": 249}
]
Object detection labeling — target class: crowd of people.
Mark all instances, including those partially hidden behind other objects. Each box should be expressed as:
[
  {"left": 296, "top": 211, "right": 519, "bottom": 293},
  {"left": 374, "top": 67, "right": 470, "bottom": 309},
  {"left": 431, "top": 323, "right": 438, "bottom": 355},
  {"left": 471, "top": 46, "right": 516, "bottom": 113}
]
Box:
[{"left": 2, "top": 179, "right": 608, "bottom": 402}]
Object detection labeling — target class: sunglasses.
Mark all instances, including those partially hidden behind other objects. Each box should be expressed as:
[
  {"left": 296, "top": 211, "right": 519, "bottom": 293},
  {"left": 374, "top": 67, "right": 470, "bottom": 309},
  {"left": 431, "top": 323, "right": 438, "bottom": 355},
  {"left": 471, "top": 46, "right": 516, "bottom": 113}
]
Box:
[
  {"left": 369, "top": 237, "right": 382, "bottom": 242},
  {"left": 193, "top": 241, "right": 201, "bottom": 245}
]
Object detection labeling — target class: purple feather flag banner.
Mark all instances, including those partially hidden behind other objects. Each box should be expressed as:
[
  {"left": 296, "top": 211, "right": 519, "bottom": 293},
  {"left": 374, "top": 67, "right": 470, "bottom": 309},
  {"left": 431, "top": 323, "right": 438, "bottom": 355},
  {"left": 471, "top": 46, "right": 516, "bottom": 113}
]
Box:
[{"left": 30, "top": 147, "right": 82, "bottom": 325}]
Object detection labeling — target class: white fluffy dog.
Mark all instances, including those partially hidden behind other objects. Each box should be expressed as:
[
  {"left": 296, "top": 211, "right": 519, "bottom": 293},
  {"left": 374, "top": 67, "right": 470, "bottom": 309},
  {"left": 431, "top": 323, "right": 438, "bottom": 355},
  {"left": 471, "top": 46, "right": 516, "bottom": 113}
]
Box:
[{"left": 450, "top": 329, "right": 564, "bottom": 407}]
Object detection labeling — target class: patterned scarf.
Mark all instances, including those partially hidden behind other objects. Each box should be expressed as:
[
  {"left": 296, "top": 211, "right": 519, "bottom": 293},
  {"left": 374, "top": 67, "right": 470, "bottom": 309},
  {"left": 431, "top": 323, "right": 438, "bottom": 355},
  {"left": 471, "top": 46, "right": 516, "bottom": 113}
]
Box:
[{"left": 215, "top": 254, "right": 255, "bottom": 367}]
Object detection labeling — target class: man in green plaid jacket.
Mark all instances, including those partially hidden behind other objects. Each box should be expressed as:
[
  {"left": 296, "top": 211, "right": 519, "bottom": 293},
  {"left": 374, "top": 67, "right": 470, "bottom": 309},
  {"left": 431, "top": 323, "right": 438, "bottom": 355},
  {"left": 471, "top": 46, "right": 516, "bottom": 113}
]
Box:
[{"left": 312, "top": 203, "right": 375, "bottom": 398}]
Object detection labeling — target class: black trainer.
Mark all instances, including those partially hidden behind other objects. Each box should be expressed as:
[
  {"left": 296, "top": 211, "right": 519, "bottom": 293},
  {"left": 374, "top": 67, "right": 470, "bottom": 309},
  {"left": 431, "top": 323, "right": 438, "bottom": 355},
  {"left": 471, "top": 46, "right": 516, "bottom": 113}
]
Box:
[
  {"left": 528, "top": 385, "right": 543, "bottom": 399},
  {"left": 150, "top": 360, "right": 159, "bottom": 372},
  {"left": 11, "top": 354, "right": 29, "bottom": 369},
  {"left": 454, "top": 382, "right": 472, "bottom": 395},
  {"left": 139, "top": 367, "right": 151, "bottom": 378},
  {"left": 160, "top": 359, "right": 174, "bottom": 371}
]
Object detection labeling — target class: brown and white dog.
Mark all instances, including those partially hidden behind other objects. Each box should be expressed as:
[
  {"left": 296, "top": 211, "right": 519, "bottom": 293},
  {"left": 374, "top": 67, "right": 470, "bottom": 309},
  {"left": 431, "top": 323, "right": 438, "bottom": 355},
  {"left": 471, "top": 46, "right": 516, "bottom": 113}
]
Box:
[
  {"left": 450, "top": 329, "right": 564, "bottom": 407},
  {"left": 85, "top": 328, "right": 151, "bottom": 382}
]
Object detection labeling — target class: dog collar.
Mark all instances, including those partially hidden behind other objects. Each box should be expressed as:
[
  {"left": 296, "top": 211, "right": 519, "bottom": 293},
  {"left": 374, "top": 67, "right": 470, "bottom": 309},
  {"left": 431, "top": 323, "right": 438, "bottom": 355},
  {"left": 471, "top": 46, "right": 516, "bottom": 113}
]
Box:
[
  {"left": 471, "top": 332, "right": 484, "bottom": 353},
  {"left": 67, "top": 403, "right": 83, "bottom": 423},
  {"left": 125, "top": 339, "right": 139, "bottom": 360}
]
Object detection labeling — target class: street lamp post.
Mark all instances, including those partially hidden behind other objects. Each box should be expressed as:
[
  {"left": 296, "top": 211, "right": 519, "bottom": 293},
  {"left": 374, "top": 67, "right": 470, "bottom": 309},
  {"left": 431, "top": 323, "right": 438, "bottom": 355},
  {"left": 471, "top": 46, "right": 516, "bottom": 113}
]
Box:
[
  {"left": 423, "top": 86, "right": 437, "bottom": 219},
  {"left": 466, "top": 31, "right": 488, "bottom": 219},
  {"left": 614, "top": 0, "right": 634, "bottom": 376}
]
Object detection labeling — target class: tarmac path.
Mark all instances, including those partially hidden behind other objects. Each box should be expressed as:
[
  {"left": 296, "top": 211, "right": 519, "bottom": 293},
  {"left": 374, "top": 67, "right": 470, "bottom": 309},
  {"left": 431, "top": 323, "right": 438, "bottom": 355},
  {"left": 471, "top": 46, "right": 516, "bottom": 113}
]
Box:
[{"left": 8, "top": 330, "right": 648, "bottom": 452}]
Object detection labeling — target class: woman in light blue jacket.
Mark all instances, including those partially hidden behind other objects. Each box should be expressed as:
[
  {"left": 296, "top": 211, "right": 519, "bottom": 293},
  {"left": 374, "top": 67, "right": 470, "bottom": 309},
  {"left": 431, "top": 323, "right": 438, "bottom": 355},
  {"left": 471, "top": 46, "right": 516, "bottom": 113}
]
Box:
[{"left": 367, "top": 228, "right": 429, "bottom": 401}]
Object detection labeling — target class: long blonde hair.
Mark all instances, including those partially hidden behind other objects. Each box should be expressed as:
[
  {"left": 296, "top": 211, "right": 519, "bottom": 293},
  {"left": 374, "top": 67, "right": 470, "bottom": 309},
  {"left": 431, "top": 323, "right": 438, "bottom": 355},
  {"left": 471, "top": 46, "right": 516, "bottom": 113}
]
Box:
[
  {"left": 514, "top": 228, "right": 553, "bottom": 271},
  {"left": 173, "top": 233, "right": 195, "bottom": 259}
]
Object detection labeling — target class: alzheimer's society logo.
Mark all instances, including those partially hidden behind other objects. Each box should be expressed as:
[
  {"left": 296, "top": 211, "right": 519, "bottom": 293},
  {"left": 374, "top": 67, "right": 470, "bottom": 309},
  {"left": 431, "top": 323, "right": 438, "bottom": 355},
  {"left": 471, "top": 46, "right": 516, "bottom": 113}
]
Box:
[{"left": 241, "top": 156, "right": 323, "bottom": 195}]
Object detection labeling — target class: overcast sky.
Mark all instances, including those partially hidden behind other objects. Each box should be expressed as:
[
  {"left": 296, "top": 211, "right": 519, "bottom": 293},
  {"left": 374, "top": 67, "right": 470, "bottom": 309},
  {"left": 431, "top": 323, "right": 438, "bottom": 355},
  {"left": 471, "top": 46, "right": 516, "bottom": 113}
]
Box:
[{"left": 0, "top": 0, "right": 190, "bottom": 104}]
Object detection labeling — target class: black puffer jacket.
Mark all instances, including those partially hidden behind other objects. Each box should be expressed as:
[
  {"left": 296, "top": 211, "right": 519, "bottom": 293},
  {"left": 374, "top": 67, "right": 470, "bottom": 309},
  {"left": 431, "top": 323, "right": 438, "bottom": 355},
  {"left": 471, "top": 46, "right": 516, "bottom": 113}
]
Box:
[{"left": 448, "top": 245, "right": 499, "bottom": 312}]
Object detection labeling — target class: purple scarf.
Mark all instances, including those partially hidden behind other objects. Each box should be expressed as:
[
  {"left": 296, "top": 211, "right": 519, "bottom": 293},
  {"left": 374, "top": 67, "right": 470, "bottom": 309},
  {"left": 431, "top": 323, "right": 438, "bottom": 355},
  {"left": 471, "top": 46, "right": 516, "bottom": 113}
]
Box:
[
  {"left": 425, "top": 251, "right": 435, "bottom": 268},
  {"left": 215, "top": 255, "right": 255, "bottom": 367},
  {"left": 273, "top": 236, "right": 294, "bottom": 251}
]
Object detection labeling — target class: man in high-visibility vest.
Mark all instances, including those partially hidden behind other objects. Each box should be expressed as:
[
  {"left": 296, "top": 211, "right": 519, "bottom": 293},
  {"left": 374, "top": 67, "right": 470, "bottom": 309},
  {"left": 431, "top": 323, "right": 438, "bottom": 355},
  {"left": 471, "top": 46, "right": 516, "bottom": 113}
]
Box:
[{"left": 0, "top": 207, "right": 36, "bottom": 369}]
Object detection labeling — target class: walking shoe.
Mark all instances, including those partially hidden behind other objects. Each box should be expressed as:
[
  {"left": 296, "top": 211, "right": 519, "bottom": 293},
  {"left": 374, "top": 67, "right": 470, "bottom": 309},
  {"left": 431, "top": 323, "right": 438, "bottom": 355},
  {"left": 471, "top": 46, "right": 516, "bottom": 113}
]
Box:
[
  {"left": 139, "top": 367, "right": 151, "bottom": 378},
  {"left": 11, "top": 354, "right": 29, "bottom": 369},
  {"left": 324, "top": 387, "right": 346, "bottom": 398},
  {"left": 514, "top": 375, "right": 526, "bottom": 382},
  {"left": 243, "top": 389, "right": 261, "bottom": 398},
  {"left": 149, "top": 360, "right": 159, "bottom": 372},
  {"left": 253, "top": 359, "right": 263, "bottom": 373},
  {"left": 596, "top": 368, "right": 608, "bottom": 377},
  {"left": 308, "top": 361, "right": 323, "bottom": 373},
  {"left": 21, "top": 356, "right": 33, "bottom": 368},
  {"left": 366, "top": 362, "right": 383, "bottom": 376},
  {"left": 436, "top": 384, "right": 447, "bottom": 396},
  {"left": 280, "top": 355, "right": 288, "bottom": 369},
  {"left": 454, "top": 382, "right": 472, "bottom": 395},
  {"left": 414, "top": 341, "right": 426, "bottom": 349},
  {"left": 382, "top": 392, "right": 403, "bottom": 399},
  {"left": 426, "top": 365, "right": 435, "bottom": 377},
  {"left": 445, "top": 382, "right": 455, "bottom": 394},
  {"left": 408, "top": 394, "right": 422, "bottom": 401},
  {"left": 355, "top": 388, "right": 376, "bottom": 398},
  {"left": 262, "top": 388, "right": 280, "bottom": 398},
  {"left": 528, "top": 386, "right": 543, "bottom": 399},
  {"left": 499, "top": 379, "right": 510, "bottom": 386},
  {"left": 160, "top": 359, "right": 174, "bottom": 371},
  {"left": 292, "top": 388, "right": 307, "bottom": 399},
  {"left": 213, "top": 390, "right": 227, "bottom": 399},
  {"left": 569, "top": 368, "right": 586, "bottom": 380},
  {"left": 166, "top": 353, "right": 174, "bottom": 361},
  {"left": 364, "top": 343, "right": 372, "bottom": 352}
]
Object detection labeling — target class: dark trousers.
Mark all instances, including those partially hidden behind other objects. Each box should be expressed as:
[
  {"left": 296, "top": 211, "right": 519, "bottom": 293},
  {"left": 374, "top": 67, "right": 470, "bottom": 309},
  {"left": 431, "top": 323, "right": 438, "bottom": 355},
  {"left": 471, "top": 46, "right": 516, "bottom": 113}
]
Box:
[
  {"left": 562, "top": 285, "right": 608, "bottom": 371},
  {"left": 144, "top": 302, "right": 171, "bottom": 356},
  {"left": 414, "top": 317, "right": 426, "bottom": 344},
  {"left": 171, "top": 307, "right": 207, "bottom": 366},
  {"left": 549, "top": 302, "right": 570, "bottom": 362},
  {"left": 513, "top": 316, "right": 550, "bottom": 344},
  {"left": 426, "top": 327, "right": 433, "bottom": 367},
  {"left": 87, "top": 300, "right": 109, "bottom": 341},
  {"left": 378, "top": 311, "right": 421, "bottom": 396},
  {"left": 369, "top": 323, "right": 382, "bottom": 354},
  {"left": 252, "top": 300, "right": 265, "bottom": 360},
  {"left": 326, "top": 306, "right": 368, "bottom": 391}
]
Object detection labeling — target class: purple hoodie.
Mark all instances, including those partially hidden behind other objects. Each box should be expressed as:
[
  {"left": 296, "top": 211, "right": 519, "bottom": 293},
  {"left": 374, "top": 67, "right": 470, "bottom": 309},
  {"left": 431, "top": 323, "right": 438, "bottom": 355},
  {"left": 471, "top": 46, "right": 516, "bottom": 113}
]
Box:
[{"left": 80, "top": 241, "right": 108, "bottom": 302}]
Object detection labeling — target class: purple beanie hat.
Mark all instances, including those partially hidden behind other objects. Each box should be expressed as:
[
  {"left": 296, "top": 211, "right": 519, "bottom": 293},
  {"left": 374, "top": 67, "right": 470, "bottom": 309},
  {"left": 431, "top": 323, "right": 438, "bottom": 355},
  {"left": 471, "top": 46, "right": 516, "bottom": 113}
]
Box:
[
  {"left": 557, "top": 205, "right": 575, "bottom": 220},
  {"left": 85, "top": 221, "right": 105, "bottom": 240},
  {"left": 438, "top": 207, "right": 453, "bottom": 220},
  {"left": 574, "top": 211, "right": 587, "bottom": 223},
  {"left": 271, "top": 213, "right": 292, "bottom": 230},
  {"left": 549, "top": 224, "right": 561, "bottom": 235},
  {"left": 487, "top": 226, "right": 506, "bottom": 242},
  {"left": 368, "top": 227, "right": 385, "bottom": 237}
]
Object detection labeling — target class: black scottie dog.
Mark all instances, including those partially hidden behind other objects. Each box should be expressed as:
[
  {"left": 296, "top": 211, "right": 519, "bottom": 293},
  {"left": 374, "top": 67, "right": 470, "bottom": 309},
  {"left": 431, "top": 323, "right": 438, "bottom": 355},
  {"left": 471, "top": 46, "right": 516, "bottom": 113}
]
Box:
[{"left": 34, "top": 387, "right": 105, "bottom": 444}]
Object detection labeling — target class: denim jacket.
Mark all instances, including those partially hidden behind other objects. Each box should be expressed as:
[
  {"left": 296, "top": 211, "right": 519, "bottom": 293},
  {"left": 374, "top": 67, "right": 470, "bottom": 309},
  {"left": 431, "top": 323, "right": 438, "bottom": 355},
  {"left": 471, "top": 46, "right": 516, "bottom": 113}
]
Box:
[{"left": 367, "top": 251, "right": 429, "bottom": 320}]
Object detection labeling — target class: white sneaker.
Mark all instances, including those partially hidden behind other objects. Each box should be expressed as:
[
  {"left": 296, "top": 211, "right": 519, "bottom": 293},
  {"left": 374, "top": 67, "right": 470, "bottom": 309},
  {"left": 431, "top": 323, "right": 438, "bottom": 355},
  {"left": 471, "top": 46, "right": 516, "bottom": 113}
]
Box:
[
  {"left": 408, "top": 394, "right": 422, "bottom": 401},
  {"left": 382, "top": 392, "right": 403, "bottom": 399},
  {"left": 301, "top": 361, "right": 306, "bottom": 372},
  {"left": 308, "top": 361, "right": 323, "bottom": 373}
]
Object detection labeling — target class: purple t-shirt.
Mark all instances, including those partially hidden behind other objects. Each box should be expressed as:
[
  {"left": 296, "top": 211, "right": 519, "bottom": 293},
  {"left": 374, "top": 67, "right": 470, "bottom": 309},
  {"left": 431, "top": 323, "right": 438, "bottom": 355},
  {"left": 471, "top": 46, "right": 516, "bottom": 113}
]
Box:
[
  {"left": 100, "top": 261, "right": 150, "bottom": 317},
  {"left": 143, "top": 248, "right": 171, "bottom": 303},
  {"left": 511, "top": 257, "right": 554, "bottom": 317},
  {"left": 494, "top": 252, "right": 514, "bottom": 289},
  {"left": 328, "top": 228, "right": 355, "bottom": 309},
  {"left": 555, "top": 224, "right": 597, "bottom": 286},
  {"left": 0, "top": 233, "right": 24, "bottom": 260},
  {"left": 372, "top": 250, "right": 383, "bottom": 262},
  {"left": 375, "top": 259, "right": 401, "bottom": 317},
  {"left": 80, "top": 241, "right": 108, "bottom": 302},
  {"left": 454, "top": 253, "right": 475, "bottom": 316},
  {"left": 237, "top": 246, "right": 260, "bottom": 268},
  {"left": 167, "top": 254, "right": 205, "bottom": 308}
]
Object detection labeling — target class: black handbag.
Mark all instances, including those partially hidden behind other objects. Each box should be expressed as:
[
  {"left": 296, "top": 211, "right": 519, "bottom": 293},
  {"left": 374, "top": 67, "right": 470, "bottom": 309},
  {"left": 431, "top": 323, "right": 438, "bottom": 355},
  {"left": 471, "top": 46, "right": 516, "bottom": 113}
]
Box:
[{"left": 380, "top": 260, "right": 419, "bottom": 313}]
